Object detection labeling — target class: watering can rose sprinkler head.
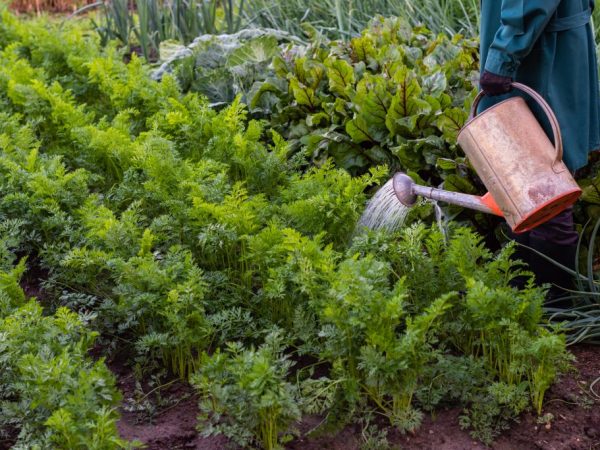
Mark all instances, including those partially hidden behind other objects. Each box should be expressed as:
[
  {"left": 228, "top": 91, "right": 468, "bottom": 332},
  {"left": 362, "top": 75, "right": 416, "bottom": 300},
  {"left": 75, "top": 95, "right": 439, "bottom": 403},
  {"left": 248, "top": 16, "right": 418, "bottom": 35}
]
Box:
[
  {"left": 391, "top": 172, "right": 503, "bottom": 216},
  {"left": 391, "top": 173, "right": 418, "bottom": 207}
]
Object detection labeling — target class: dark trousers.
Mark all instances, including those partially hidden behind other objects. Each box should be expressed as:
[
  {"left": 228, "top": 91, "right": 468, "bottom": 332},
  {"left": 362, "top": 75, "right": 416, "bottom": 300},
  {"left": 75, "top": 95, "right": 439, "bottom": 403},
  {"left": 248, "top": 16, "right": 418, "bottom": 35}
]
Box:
[
  {"left": 510, "top": 206, "right": 578, "bottom": 297},
  {"left": 524, "top": 206, "right": 578, "bottom": 246}
]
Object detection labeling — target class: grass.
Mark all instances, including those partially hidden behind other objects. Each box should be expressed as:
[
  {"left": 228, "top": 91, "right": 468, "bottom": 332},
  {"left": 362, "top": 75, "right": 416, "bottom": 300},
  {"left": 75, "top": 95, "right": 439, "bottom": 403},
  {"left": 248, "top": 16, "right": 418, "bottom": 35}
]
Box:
[
  {"left": 90, "top": 0, "right": 247, "bottom": 61},
  {"left": 539, "top": 219, "right": 600, "bottom": 345},
  {"left": 243, "top": 0, "right": 479, "bottom": 39}
]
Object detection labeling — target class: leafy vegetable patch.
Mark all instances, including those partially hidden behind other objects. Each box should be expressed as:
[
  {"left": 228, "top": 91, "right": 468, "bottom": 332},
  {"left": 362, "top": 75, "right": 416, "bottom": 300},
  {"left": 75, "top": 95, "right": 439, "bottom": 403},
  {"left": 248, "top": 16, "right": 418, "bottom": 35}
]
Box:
[{"left": 0, "top": 9, "right": 577, "bottom": 449}]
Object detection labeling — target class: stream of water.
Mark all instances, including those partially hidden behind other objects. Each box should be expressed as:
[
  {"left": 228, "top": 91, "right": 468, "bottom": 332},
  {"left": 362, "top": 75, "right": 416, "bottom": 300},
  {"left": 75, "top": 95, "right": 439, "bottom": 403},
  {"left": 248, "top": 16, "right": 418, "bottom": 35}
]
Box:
[
  {"left": 358, "top": 177, "right": 448, "bottom": 236},
  {"left": 357, "top": 178, "right": 411, "bottom": 232}
]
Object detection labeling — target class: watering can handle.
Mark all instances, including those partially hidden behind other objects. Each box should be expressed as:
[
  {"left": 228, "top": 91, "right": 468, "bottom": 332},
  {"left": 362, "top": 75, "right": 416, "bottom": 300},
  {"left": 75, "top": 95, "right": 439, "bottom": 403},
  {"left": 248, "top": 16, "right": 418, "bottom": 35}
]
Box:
[{"left": 469, "top": 82, "right": 564, "bottom": 172}]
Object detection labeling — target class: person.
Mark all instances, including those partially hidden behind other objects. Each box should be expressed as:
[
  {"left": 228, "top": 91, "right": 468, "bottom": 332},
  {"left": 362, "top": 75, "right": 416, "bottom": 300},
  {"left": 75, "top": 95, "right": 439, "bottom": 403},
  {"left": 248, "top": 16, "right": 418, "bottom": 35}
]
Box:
[{"left": 478, "top": 0, "right": 600, "bottom": 298}]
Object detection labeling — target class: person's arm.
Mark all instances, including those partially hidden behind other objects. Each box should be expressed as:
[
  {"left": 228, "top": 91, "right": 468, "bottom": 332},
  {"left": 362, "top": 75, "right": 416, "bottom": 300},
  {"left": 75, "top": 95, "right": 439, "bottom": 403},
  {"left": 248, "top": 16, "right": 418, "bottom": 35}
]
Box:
[{"left": 485, "top": 0, "right": 562, "bottom": 78}]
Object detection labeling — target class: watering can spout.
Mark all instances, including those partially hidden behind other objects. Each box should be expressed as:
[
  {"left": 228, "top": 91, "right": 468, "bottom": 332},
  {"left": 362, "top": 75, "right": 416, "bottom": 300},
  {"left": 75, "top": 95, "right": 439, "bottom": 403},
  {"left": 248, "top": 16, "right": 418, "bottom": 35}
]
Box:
[{"left": 392, "top": 173, "right": 503, "bottom": 217}]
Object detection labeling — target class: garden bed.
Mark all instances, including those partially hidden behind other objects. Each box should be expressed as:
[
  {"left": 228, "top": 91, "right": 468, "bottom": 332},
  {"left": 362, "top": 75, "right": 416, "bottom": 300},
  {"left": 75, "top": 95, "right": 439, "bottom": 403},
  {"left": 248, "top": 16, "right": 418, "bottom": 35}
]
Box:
[
  {"left": 116, "top": 345, "right": 600, "bottom": 449},
  {"left": 1, "top": 6, "right": 599, "bottom": 450}
]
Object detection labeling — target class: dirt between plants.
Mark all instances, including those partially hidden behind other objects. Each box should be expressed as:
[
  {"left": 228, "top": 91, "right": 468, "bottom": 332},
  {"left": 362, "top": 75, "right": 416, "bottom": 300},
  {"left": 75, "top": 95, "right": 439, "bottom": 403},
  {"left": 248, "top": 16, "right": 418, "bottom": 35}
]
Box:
[{"left": 116, "top": 345, "right": 600, "bottom": 450}]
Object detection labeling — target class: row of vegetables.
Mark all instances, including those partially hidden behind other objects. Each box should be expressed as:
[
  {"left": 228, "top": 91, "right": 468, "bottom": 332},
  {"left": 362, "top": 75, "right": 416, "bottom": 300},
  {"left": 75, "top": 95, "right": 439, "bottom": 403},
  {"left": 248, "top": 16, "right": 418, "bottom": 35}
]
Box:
[{"left": 0, "top": 7, "right": 586, "bottom": 449}]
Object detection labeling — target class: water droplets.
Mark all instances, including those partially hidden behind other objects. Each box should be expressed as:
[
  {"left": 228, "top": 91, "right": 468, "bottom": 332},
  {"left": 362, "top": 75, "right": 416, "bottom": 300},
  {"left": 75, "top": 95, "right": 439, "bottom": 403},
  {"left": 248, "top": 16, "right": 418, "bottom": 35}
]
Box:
[{"left": 357, "top": 178, "right": 410, "bottom": 232}]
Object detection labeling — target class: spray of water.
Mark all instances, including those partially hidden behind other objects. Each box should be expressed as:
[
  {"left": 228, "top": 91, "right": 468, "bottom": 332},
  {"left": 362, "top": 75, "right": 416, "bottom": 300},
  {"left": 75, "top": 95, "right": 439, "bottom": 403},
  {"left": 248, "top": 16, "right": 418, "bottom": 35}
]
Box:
[
  {"left": 433, "top": 200, "right": 448, "bottom": 241},
  {"left": 357, "top": 178, "right": 411, "bottom": 232}
]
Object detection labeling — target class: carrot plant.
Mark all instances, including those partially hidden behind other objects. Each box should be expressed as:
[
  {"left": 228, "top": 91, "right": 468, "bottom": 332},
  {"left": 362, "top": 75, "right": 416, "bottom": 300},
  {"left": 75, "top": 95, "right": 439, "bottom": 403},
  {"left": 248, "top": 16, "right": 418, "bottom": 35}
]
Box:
[
  {"left": 0, "top": 9, "right": 577, "bottom": 447},
  {"left": 510, "top": 328, "right": 573, "bottom": 415},
  {"left": 193, "top": 331, "right": 301, "bottom": 450},
  {"left": 245, "top": 226, "right": 336, "bottom": 328},
  {"left": 317, "top": 255, "right": 443, "bottom": 429},
  {"left": 0, "top": 234, "right": 131, "bottom": 448}
]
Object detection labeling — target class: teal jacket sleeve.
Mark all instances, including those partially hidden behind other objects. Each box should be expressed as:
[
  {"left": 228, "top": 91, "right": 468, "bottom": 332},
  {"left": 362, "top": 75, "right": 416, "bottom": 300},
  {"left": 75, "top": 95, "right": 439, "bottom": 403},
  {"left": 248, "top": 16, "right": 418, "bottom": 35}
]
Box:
[{"left": 485, "top": 0, "right": 562, "bottom": 77}]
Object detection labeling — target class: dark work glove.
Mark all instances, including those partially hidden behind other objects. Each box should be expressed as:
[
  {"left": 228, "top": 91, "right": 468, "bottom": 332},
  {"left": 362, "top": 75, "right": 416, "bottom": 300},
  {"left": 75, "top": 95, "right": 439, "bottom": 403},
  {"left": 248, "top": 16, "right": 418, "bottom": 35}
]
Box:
[{"left": 479, "top": 70, "right": 513, "bottom": 96}]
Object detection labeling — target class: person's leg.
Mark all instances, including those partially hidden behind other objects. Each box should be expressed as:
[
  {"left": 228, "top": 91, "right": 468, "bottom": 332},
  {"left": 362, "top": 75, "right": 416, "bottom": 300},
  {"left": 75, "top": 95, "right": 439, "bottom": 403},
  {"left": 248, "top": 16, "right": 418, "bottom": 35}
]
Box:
[
  {"left": 528, "top": 206, "right": 579, "bottom": 247},
  {"left": 525, "top": 206, "right": 578, "bottom": 301}
]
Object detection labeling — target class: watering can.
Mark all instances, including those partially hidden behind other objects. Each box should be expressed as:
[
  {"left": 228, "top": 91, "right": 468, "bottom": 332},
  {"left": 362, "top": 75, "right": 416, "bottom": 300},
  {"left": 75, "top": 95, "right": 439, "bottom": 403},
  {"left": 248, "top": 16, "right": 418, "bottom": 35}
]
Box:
[{"left": 392, "top": 83, "right": 582, "bottom": 234}]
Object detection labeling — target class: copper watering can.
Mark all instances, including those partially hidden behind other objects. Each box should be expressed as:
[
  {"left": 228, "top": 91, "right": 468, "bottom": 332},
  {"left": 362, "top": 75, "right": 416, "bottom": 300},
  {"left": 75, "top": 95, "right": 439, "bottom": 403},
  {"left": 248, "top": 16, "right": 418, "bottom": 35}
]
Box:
[{"left": 393, "top": 82, "right": 582, "bottom": 233}]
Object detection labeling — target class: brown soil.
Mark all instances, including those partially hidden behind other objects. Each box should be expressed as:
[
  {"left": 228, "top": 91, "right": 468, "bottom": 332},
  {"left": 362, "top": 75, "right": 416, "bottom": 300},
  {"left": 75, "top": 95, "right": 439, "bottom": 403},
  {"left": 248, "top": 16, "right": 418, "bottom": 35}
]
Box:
[
  {"left": 111, "top": 356, "right": 228, "bottom": 450},
  {"left": 9, "top": 0, "right": 100, "bottom": 14},
  {"left": 116, "top": 345, "right": 600, "bottom": 450},
  {"left": 490, "top": 345, "right": 600, "bottom": 450}
]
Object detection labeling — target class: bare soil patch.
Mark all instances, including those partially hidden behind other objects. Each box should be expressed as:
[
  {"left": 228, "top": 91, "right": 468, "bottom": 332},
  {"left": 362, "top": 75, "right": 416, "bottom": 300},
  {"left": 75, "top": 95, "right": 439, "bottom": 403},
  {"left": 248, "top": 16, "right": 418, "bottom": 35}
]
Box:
[{"left": 115, "top": 345, "right": 599, "bottom": 450}]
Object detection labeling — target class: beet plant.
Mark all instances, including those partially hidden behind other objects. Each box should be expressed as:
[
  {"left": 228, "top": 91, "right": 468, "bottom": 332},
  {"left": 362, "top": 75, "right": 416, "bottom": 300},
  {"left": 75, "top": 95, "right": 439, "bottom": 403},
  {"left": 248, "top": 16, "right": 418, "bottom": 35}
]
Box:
[{"left": 251, "top": 17, "right": 479, "bottom": 180}]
